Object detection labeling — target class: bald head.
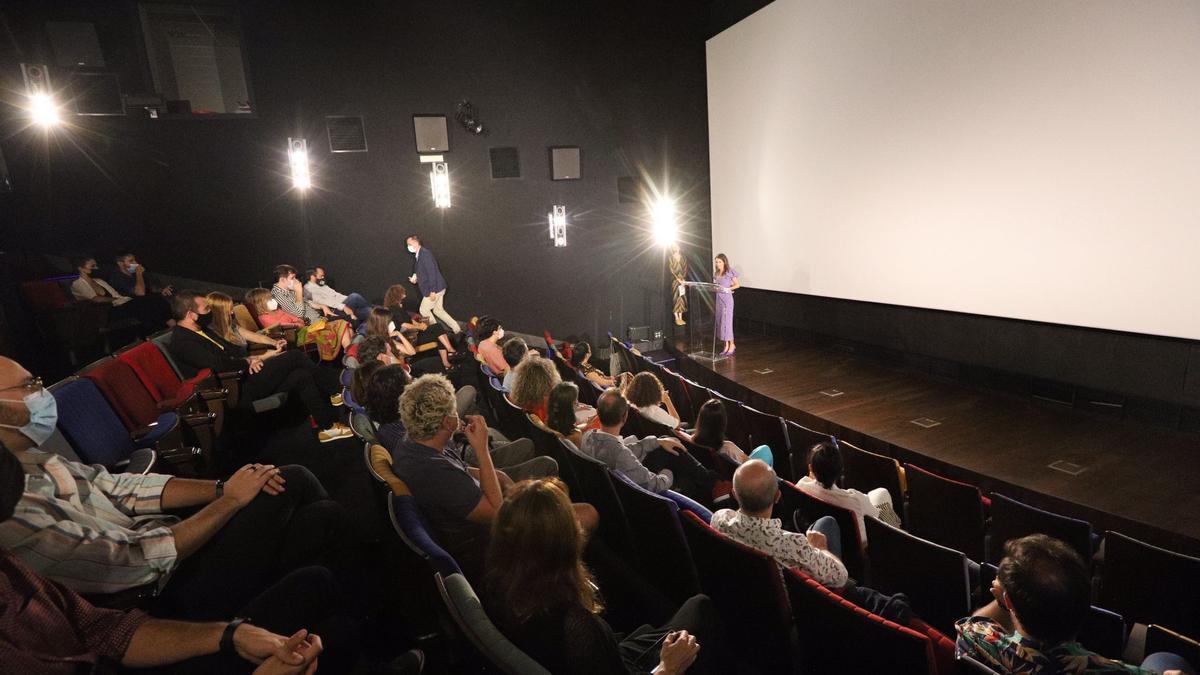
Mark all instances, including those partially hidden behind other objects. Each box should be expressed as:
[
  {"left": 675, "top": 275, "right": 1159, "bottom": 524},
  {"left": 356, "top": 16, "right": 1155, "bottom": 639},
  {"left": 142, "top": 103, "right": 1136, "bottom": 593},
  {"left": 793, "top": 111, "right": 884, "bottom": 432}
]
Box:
[
  {"left": 0, "top": 357, "right": 36, "bottom": 452},
  {"left": 733, "top": 459, "right": 779, "bottom": 514}
]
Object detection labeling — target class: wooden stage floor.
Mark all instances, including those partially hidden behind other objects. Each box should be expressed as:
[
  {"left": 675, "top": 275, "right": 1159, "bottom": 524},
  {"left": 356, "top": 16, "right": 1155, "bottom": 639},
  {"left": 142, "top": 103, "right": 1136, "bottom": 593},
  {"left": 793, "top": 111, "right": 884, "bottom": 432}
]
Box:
[{"left": 665, "top": 334, "right": 1200, "bottom": 556}]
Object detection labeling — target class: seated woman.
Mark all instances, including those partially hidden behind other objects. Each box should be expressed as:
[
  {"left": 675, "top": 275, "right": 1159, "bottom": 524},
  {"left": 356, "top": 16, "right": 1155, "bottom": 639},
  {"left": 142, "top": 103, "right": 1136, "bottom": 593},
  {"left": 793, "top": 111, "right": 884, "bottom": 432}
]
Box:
[
  {"left": 206, "top": 292, "right": 288, "bottom": 357},
  {"left": 544, "top": 381, "right": 586, "bottom": 448},
  {"left": 69, "top": 256, "right": 171, "bottom": 334},
  {"left": 569, "top": 341, "right": 615, "bottom": 388},
  {"left": 485, "top": 478, "right": 728, "bottom": 675},
  {"left": 348, "top": 357, "right": 383, "bottom": 412},
  {"left": 622, "top": 372, "right": 682, "bottom": 429},
  {"left": 383, "top": 284, "right": 457, "bottom": 368},
  {"left": 677, "top": 398, "right": 773, "bottom": 467},
  {"left": 797, "top": 440, "right": 902, "bottom": 543},
  {"left": 245, "top": 288, "right": 351, "bottom": 361},
  {"left": 362, "top": 363, "right": 410, "bottom": 451},
  {"left": 474, "top": 316, "right": 509, "bottom": 376},
  {"left": 362, "top": 307, "right": 418, "bottom": 364}
]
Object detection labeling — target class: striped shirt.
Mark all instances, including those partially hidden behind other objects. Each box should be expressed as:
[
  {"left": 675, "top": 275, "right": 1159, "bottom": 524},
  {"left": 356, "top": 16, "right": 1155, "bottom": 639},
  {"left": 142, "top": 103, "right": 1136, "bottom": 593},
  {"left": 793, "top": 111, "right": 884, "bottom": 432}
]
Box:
[
  {"left": 0, "top": 450, "right": 179, "bottom": 594},
  {"left": 271, "top": 283, "right": 322, "bottom": 322}
]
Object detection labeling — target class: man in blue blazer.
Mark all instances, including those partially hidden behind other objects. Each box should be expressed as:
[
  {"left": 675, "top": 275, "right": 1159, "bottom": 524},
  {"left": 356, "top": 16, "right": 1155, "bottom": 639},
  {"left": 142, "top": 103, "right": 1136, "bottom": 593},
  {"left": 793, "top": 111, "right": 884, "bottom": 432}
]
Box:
[{"left": 406, "top": 235, "right": 461, "bottom": 333}]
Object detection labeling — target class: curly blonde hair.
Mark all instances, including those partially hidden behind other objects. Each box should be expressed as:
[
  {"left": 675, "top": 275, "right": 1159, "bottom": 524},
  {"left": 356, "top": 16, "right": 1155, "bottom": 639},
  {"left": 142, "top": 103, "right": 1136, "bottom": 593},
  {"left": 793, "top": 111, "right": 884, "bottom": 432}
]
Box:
[
  {"left": 509, "top": 356, "right": 561, "bottom": 411},
  {"left": 399, "top": 373, "right": 457, "bottom": 440}
]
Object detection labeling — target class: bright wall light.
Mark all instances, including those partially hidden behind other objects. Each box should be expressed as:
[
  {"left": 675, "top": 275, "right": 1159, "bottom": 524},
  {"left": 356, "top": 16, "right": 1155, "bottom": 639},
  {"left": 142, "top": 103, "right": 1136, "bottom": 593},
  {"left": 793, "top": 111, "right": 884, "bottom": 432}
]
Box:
[
  {"left": 651, "top": 197, "right": 678, "bottom": 246},
  {"left": 21, "top": 63, "right": 59, "bottom": 128},
  {"left": 288, "top": 138, "right": 311, "bottom": 190},
  {"left": 430, "top": 161, "right": 451, "bottom": 208},
  {"left": 548, "top": 205, "right": 567, "bottom": 247}
]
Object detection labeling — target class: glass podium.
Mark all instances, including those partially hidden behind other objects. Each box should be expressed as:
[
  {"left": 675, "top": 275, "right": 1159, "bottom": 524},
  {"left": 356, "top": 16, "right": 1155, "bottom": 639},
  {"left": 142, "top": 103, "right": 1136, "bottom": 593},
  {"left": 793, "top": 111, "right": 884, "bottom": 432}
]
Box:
[{"left": 680, "top": 281, "right": 727, "bottom": 362}]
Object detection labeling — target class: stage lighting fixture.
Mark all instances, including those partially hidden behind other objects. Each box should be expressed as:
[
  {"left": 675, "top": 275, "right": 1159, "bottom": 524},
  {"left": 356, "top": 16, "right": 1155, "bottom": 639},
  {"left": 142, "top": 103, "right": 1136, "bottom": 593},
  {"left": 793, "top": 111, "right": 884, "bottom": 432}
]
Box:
[
  {"left": 288, "top": 137, "right": 311, "bottom": 190},
  {"left": 430, "top": 161, "right": 451, "bottom": 208},
  {"left": 548, "top": 205, "right": 567, "bottom": 247},
  {"left": 21, "top": 63, "right": 60, "bottom": 128},
  {"left": 455, "top": 100, "right": 484, "bottom": 135},
  {"left": 651, "top": 197, "right": 678, "bottom": 246}
]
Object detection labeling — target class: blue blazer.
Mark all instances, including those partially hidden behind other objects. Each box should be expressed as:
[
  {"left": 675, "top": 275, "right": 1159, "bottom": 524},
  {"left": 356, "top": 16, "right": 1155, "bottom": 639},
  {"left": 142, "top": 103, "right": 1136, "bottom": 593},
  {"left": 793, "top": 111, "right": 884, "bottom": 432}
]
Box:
[{"left": 413, "top": 248, "right": 447, "bottom": 296}]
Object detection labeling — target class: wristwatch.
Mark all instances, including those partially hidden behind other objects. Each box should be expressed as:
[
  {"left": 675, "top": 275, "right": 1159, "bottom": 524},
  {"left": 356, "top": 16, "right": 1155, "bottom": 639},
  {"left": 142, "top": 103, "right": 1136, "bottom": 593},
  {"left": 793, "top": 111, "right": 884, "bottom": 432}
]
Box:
[
  {"left": 215, "top": 479, "right": 224, "bottom": 498},
  {"left": 220, "top": 617, "right": 249, "bottom": 655}
]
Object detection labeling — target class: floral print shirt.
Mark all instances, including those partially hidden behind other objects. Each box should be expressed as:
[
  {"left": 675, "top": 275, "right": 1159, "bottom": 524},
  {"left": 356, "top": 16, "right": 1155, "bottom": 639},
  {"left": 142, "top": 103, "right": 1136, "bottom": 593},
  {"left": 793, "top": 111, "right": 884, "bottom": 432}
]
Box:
[{"left": 955, "top": 617, "right": 1151, "bottom": 674}]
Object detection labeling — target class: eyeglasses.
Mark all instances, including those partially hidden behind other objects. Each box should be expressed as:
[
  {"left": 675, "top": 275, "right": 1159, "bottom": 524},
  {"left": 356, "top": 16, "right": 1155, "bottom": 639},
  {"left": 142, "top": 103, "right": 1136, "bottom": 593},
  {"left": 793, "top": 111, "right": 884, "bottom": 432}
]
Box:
[{"left": 0, "top": 377, "right": 43, "bottom": 394}]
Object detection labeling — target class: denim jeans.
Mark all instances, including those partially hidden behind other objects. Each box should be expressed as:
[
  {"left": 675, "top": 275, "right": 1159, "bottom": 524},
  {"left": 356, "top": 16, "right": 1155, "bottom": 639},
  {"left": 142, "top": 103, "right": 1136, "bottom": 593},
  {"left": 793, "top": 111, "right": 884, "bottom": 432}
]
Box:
[{"left": 807, "top": 515, "right": 842, "bottom": 559}]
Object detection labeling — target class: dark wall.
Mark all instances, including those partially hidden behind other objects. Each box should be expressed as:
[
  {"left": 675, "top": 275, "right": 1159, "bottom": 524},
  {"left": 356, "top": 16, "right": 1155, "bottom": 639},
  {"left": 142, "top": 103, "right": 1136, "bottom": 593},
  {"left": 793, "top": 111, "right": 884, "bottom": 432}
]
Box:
[{"left": 0, "top": 0, "right": 712, "bottom": 341}]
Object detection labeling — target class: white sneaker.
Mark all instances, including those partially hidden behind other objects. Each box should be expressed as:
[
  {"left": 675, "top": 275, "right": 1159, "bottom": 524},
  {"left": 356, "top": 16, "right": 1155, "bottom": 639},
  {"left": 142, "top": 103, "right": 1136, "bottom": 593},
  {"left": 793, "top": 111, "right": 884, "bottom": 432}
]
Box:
[{"left": 318, "top": 423, "right": 353, "bottom": 443}]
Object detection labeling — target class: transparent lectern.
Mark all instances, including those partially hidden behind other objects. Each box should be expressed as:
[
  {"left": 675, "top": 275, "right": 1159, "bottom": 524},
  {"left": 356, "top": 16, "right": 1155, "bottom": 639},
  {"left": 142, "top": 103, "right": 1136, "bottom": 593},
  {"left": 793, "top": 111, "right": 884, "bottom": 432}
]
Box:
[{"left": 680, "top": 281, "right": 727, "bottom": 362}]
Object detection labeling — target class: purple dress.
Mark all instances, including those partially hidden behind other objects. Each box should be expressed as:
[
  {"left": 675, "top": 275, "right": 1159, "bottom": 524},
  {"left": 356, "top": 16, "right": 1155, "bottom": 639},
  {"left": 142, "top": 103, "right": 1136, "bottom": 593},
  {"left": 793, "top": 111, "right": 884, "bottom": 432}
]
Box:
[{"left": 715, "top": 268, "right": 736, "bottom": 341}]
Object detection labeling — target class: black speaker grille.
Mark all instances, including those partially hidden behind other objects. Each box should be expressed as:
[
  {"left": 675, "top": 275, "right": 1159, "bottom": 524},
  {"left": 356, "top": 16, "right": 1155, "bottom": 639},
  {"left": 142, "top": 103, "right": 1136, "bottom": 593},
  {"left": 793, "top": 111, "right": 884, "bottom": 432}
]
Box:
[
  {"left": 490, "top": 147, "right": 520, "bottom": 179},
  {"left": 326, "top": 116, "right": 367, "bottom": 153}
]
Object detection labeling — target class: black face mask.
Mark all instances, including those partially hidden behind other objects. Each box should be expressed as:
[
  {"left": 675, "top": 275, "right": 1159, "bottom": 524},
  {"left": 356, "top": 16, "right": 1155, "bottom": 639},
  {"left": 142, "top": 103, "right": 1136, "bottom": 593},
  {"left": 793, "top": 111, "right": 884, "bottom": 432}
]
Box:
[
  {"left": 195, "top": 311, "right": 213, "bottom": 329},
  {"left": 316, "top": 279, "right": 326, "bottom": 286},
  {"left": 0, "top": 444, "right": 24, "bottom": 523}
]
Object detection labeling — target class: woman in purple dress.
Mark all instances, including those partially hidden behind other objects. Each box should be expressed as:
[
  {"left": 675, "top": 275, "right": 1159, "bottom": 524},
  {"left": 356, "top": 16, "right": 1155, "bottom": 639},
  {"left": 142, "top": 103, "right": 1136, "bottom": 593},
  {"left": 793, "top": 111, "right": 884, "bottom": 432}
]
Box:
[{"left": 714, "top": 253, "right": 740, "bottom": 355}]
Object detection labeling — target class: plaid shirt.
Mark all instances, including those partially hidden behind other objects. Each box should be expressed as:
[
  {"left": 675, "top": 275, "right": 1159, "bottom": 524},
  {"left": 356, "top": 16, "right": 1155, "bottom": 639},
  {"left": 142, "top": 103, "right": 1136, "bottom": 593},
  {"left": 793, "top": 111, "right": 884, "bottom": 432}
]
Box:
[
  {"left": 956, "top": 617, "right": 1151, "bottom": 674},
  {"left": 271, "top": 284, "right": 322, "bottom": 322},
  {"left": 0, "top": 547, "right": 148, "bottom": 672},
  {"left": 0, "top": 450, "right": 179, "bottom": 594}
]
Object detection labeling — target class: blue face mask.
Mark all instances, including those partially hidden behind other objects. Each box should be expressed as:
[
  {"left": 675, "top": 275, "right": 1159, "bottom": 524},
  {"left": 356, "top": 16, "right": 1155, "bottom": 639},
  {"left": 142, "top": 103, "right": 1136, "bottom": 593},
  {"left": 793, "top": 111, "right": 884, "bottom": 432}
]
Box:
[{"left": 0, "top": 389, "right": 58, "bottom": 446}]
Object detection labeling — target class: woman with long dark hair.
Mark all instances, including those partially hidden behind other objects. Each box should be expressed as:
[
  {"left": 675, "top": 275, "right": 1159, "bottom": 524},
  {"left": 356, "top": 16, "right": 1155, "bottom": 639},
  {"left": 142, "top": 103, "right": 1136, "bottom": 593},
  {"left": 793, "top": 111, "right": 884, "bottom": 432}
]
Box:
[
  {"left": 545, "top": 381, "right": 584, "bottom": 447},
  {"left": 678, "top": 398, "right": 773, "bottom": 467},
  {"left": 569, "top": 341, "right": 615, "bottom": 388},
  {"left": 713, "top": 253, "right": 740, "bottom": 356},
  {"left": 363, "top": 307, "right": 417, "bottom": 363}
]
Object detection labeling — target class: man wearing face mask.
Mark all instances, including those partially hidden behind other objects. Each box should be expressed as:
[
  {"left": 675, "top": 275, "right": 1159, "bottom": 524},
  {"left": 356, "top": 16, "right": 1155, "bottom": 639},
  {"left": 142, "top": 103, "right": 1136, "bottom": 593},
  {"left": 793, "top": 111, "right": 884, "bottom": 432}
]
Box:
[
  {"left": 0, "top": 356, "right": 351, "bottom": 626},
  {"left": 167, "top": 291, "right": 353, "bottom": 443},
  {"left": 109, "top": 250, "right": 175, "bottom": 298},
  {"left": 304, "top": 265, "right": 371, "bottom": 325},
  {"left": 406, "top": 235, "right": 461, "bottom": 334}
]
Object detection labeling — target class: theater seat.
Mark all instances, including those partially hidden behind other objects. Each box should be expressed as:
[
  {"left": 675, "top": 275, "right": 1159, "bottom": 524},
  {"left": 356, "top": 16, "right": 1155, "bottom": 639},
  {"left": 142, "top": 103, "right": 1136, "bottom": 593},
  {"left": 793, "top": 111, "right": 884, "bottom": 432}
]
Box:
[
  {"left": 904, "top": 463, "right": 987, "bottom": 562},
  {"left": 609, "top": 471, "right": 702, "bottom": 606},
  {"left": 436, "top": 572, "right": 551, "bottom": 675},
  {"left": 776, "top": 479, "right": 867, "bottom": 582},
  {"left": 865, "top": 515, "right": 971, "bottom": 635},
  {"left": 1099, "top": 530, "right": 1200, "bottom": 639},
  {"left": 50, "top": 377, "right": 172, "bottom": 471},
  {"left": 986, "top": 492, "right": 1095, "bottom": 567},
  {"left": 388, "top": 493, "right": 460, "bottom": 578}
]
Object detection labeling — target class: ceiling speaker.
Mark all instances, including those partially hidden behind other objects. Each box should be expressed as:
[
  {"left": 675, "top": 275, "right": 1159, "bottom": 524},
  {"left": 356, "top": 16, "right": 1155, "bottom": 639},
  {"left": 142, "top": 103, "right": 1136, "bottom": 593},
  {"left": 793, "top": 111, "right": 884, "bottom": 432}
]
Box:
[
  {"left": 550, "top": 146, "right": 581, "bottom": 181},
  {"left": 490, "top": 147, "right": 520, "bottom": 179},
  {"left": 326, "top": 116, "right": 367, "bottom": 153},
  {"left": 413, "top": 115, "right": 449, "bottom": 154}
]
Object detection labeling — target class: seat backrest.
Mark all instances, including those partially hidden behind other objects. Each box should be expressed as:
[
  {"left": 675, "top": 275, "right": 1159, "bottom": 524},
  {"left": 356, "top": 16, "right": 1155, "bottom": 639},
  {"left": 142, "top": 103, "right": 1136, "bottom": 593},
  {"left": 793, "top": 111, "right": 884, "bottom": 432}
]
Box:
[
  {"left": 704, "top": 388, "right": 749, "bottom": 448},
  {"left": 388, "top": 493, "right": 461, "bottom": 577},
  {"left": 20, "top": 279, "right": 71, "bottom": 313},
  {"left": 777, "top": 479, "right": 867, "bottom": 581},
  {"left": 903, "top": 463, "right": 986, "bottom": 562},
  {"left": 50, "top": 377, "right": 135, "bottom": 468},
  {"left": 82, "top": 359, "right": 163, "bottom": 430},
  {"left": 784, "top": 421, "right": 833, "bottom": 483},
  {"left": 1078, "top": 605, "right": 1126, "bottom": 660},
  {"left": 784, "top": 567, "right": 937, "bottom": 675},
  {"left": 865, "top": 515, "right": 971, "bottom": 635},
  {"left": 1100, "top": 530, "right": 1200, "bottom": 638},
  {"left": 679, "top": 510, "right": 794, "bottom": 673},
  {"left": 349, "top": 411, "right": 377, "bottom": 443},
  {"left": 150, "top": 331, "right": 186, "bottom": 379},
  {"left": 986, "top": 493, "right": 1094, "bottom": 566},
  {"left": 118, "top": 341, "right": 183, "bottom": 401},
  {"left": 1145, "top": 624, "right": 1200, "bottom": 672},
  {"left": 366, "top": 443, "right": 409, "bottom": 496},
  {"left": 743, "top": 404, "right": 792, "bottom": 480},
  {"left": 609, "top": 471, "right": 701, "bottom": 606},
  {"left": 232, "top": 304, "right": 259, "bottom": 333},
  {"left": 559, "top": 444, "right": 638, "bottom": 565},
  {"left": 664, "top": 488, "right": 713, "bottom": 523},
  {"left": 436, "top": 572, "right": 551, "bottom": 675},
  {"left": 656, "top": 367, "right": 692, "bottom": 423},
  {"left": 841, "top": 440, "right": 906, "bottom": 508}
]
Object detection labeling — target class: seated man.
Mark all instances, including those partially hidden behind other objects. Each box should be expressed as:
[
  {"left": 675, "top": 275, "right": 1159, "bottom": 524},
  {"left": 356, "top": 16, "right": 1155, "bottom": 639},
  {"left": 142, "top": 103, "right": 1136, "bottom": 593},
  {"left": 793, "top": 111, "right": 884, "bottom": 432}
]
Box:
[
  {"left": 501, "top": 336, "right": 529, "bottom": 390},
  {"left": 108, "top": 250, "right": 175, "bottom": 298},
  {"left": 711, "top": 459, "right": 849, "bottom": 589},
  {"left": 957, "top": 534, "right": 1192, "bottom": 675},
  {"left": 0, "top": 356, "right": 349, "bottom": 621},
  {"left": 797, "top": 440, "right": 901, "bottom": 545},
  {"left": 304, "top": 265, "right": 372, "bottom": 324},
  {"left": 578, "top": 388, "right": 713, "bottom": 505},
  {"left": 0, "top": 441, "right": 328, "bottom": 673},
  {"left": 271, "top": 264, "right": 333, "bottom": 323},
  {"left": 166, "top": 291, "right": 352, "bottom": 443},
  {"left": 390, "top": 374, "right": 592, "bottom": 580}
]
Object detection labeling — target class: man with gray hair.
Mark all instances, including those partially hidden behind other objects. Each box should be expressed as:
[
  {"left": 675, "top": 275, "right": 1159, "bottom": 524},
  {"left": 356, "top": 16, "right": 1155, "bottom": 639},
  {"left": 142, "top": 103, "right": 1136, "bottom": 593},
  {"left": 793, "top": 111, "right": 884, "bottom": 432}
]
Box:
[{"left": 710, "top": 459, "right": 849, "bottom": 589}]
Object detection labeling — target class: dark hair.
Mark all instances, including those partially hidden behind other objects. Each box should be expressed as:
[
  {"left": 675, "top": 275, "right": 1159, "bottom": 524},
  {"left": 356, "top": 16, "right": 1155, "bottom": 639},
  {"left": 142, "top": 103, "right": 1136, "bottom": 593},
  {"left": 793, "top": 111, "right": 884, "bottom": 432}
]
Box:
[
  {"left": 997, "top": 535, "right": 1090, "bottom": 645},
  {"left": 502, "top": 337, "right": 529, "bottom": 368},
  {"left": 714, "top": 253, "right": 731, "bottom": 276},
  {"left": 364, "top": 364, "right": 409, "bottom": 425},
  {"left": 569, "top": 341, "right": 592, "bottom": 368},
  {"left": 546, "top": 382, "right": 580, "bottom": 437},
  {"left": 476, "top": 316, "right": 501, "bottom": 342},
  {"left": 407, "top": 235, "right": 421, "bottom": 244},
  {"left": 114, "top": 250, "right": 135, "bottom": 262},
  {"left": 691, "top": 399, "right": 727, "bottom": 450},
  {"left": 304, "top": 268, "right": 318, "bottom": 281},
  {"left": 356, "top": 336, "right": 390, "bottom": 366},
  {"left": 273, "top": 264, "right": 297, "bottom": 280},
  {"left": 485, "top": 478, "right": 601, "bottom": 626},
  {"left": 596, "top": 388, "right": 629, "bottom": 427},
  {"left": 623, "top": 372, "right": 664, "bottom": 408},
  {"left": 351, "top": 359, "right": 382, "bottom": 410},
  {"left": 808, "top": 441, "right": 843, "bottom": 489},
  {"left": 71, "top": 256, "right": 95, "bottom": 270},
  {"left": 314, "top": 265, "right": 326, "bottom": 275},
  {"left": 384, "top": 284, "right": 407, "bottom": 308},
  {"left": 170, "top": 290, "right": 199, "bottom": 321}
]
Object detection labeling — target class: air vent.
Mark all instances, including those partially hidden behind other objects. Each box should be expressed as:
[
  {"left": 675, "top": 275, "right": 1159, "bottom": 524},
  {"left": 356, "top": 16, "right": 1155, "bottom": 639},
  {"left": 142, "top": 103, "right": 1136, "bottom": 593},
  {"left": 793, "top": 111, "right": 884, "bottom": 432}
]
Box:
[
  {"left": 490, "top": 147, "right": 520, "bottom": 179},
  {"left": 326, "top": 116, "right": 367, "bottom": 153}
]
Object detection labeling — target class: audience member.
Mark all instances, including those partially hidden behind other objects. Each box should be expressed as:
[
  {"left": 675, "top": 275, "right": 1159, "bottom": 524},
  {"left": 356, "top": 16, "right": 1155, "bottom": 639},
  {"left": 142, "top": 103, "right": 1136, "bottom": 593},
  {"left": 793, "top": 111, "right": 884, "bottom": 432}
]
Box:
[
  {"left": 485, "top": 478, "right": 727, "bottom": 675},
  {"left": 348, "top": 358, "right": 383, "bottom": 411},
  {"left": 622, "top": 371, "right": 682, "bottom": 429},
  {"left": 501, "top": 336, "right": 529, "bottom": 389},
  {"left": 363, "top": 307, "right": 417, "bottom": 363},
  {"left": 579, "top": 388, "right": 713, "bottom": 505},
  {"left": 207, "top": 291, "right": 289, "bottom": 356},
  {"left": 108, "top": 250, "right": 174, "bottom": 298},
  {"left": 475, "top": 316, "right": 509, "bottom": 375},
  {"left": 353, "top": 335, "right": 400, "bottom": 367},
  {"left": 797, "top": 440, "right": 901, "bottom": 543},
  {"left": 363, "top": 363, "right": 410, "bottom": 451},
  {"left": 270, "top": 264, "right": 351, "bottom": 360},
  {"left": 957, "top": 534, "right": 1192, "bottom": 675},
  {"left": 245, "top": 287, "right": 304, "bottom": 330},
  {"left": 383, "top": 283, "right": 458, "bottom": 360},
  {"left": 570, "top": 341, "right": 615, "bottom": 388},
  {"left": 0, "top": 355, "right": 349, "bottom": 620},
  {"left": 167, "top": 291, "right": 352, "bottom": 443},
  {"left": 69, "top": 256, "right": 170, "bottom": 333},
  {"left": 711, "top": 459, "right": 849, "bottom": 589},
  {"left": 545, "top": 381, "right": 584, "bottom": 447},
  {"left": 0, "top": 439, "right": 332, "bottom": 673},
  {"left": 406, "top": 235, "right": 461, "bottom": 333},
  {"left": 508, "top": 354, "right": 561, "bottom": 421},
  {"left": 304, "top": 265, "right": 372, "bottom": 323},
  {"left": 678, "top": 398, "right": 773, "bottom": 466}
]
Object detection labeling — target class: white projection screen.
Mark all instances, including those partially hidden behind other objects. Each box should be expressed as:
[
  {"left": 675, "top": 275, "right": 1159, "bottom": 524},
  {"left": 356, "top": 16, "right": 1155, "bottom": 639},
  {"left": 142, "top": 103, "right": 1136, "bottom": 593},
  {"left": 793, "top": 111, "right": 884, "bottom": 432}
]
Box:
[{"left": 706, "top": 0, "right": 1200, "bottom": 340}]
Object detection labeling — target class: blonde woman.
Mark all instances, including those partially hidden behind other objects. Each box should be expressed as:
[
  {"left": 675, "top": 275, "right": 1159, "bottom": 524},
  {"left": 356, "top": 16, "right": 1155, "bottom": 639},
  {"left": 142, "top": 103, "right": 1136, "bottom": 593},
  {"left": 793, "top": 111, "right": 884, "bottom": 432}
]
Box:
[
  {"left": 245, "top": 288, "right": 351, "bottom": 361},
  {"left": 206, "top": 292, "right": 287, "bottom": 358}
]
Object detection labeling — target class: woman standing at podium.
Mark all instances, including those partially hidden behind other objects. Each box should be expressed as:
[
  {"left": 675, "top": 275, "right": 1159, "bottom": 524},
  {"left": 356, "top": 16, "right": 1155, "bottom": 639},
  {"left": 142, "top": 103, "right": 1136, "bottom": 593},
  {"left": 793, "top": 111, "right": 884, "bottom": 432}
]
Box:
[{"left": 714, "top": 253, "right": 740, "bottom": 356}]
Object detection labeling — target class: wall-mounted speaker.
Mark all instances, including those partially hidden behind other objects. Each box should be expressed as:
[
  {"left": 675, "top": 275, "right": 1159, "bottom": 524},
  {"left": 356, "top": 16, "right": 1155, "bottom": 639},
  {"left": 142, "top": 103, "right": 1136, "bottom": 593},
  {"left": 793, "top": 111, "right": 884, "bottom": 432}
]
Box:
[
  {"left": 550, "top": 146, "right": 581, "bottom": 181},
  {"left": 414, "top": 115, "right": 449, "bottom": 154},
  {"left": 326, "top": 116, "right": 367, "bottom": 153},
  {"left": 490, "top": 147, "right": 520, "bottom": 179}
]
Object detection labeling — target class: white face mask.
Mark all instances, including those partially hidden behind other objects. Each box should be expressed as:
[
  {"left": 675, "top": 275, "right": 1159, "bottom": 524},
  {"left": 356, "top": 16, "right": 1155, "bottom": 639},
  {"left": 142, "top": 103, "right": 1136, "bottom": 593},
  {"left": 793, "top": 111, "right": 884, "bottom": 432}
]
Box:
[
  {"left": 407, "top": 245, "right": 417, "bottom": 254},
  {"left": 266, "top": 299, "right": 279, "bottom": 311},
  {"left": 126, "top": 262, "right": 139, "bottom": 273},
  {"left": 387, "top": 321, "right": 396, "bottom": 333},
  {"left": 0, "top": 389, "right": 58, "bottom": 446},
  {"left": 495, "top": 328, "right": 505, "bottom": 341}
]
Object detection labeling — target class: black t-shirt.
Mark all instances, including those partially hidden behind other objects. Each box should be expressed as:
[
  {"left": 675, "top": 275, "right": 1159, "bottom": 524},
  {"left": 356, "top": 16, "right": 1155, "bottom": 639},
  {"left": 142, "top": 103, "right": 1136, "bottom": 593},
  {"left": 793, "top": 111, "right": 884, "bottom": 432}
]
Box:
[
  {"left": 167, "top": 326, "right": 247, "bottom": 379},
  {"left": 492, "top": 602, "right": 636, "bottom": 675}
]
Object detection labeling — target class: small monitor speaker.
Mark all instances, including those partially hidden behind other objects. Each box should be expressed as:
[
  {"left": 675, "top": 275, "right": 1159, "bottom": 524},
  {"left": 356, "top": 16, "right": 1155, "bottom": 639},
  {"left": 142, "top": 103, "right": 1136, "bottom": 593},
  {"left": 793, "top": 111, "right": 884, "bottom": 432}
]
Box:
[
  {"left": 490, "top": 147, "right": 520, "bottom": 179},
  {"left": 414, "top": 115, "right": 449, "bottom": 153},
  {"left": 326, "top": 116, "right": 367, "bottom": 153},
  {"left": 550, "top": 146, "right": 581, "bottom": 181}
]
